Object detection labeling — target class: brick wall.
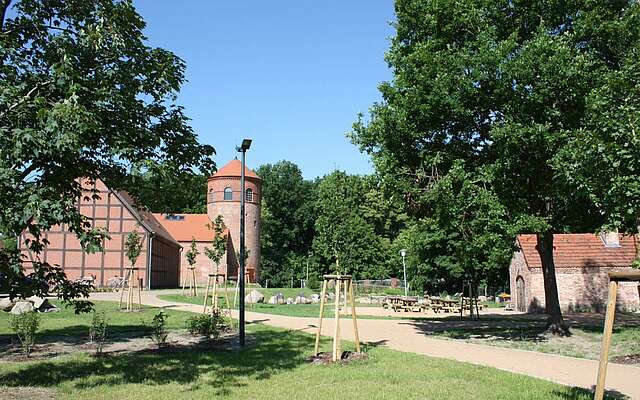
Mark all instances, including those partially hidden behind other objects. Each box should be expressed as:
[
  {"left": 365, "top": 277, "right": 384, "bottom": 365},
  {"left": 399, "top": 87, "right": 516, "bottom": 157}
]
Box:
[
  {"left": 510, "top": 248, "right": 640, "bottom": 312},
  {"left": 207, "top": 175, "right": 261, "bottom": 282}
]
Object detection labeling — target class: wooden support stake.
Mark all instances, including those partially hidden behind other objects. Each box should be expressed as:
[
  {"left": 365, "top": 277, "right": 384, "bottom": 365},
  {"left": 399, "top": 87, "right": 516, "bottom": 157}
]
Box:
[
  {"left": 203, "top": 275, "right": 211, "bottom": 313},
  {"left": 348, "top": 278, "right": 361, "bottom": 353},
  {"left": 212, "top": 274, "right": 219, "bottom": 309},
  {"left": 594, "top": 280, "right": 619, "bottom": 400},
  {"left": 314, "top": 279, "right": 328, "bottom": 355},
  {"left": 333, "top": 277, "right": 341, "bottom": 362},
  {"left": 119, "top": 268, "right": 130, "bottom": 309}
]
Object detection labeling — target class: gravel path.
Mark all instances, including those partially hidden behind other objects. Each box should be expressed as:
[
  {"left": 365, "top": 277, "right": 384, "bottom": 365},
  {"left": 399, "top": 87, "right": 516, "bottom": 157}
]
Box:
[{"left": 90, "top": 291, "right": 640, "bottom": 399}]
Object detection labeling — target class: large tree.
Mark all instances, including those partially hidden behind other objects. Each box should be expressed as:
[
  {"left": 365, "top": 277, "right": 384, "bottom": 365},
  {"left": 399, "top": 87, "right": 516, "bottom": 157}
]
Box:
[
  {"left": 313, "top": 171, "right": 388, "bottom": 279},
  {"left": 256, "top": 161, "right": 316, "bottom": 287},
  {"left": 393, "top": 163, "right": 514, "bottom": 298},
  {"left": 0, "top": 0, "right": 214, "bottom": 310},
  {"left": 352, "top": 0, "right": 639, "bottom": 333}
]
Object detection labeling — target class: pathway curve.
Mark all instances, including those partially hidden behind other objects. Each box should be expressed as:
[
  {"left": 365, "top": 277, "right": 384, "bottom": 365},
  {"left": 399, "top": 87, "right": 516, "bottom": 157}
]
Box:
[{"left": 90, "top": 291, "right": 640, "bottom": 399}]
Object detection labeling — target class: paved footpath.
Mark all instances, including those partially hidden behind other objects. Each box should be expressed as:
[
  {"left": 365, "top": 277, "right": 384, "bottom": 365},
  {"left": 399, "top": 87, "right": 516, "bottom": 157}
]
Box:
[{"left": 91, "top": 291, "right": 640, "bottom": 399}]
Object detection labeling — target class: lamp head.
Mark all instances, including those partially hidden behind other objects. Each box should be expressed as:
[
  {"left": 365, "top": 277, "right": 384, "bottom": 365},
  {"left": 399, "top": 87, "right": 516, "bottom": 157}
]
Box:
[
  {"left": 237, "top": 138, "right": 252, "bottom": 152},
  {"left": 400, "top": 249, "right": 407, "bottom": 257}
]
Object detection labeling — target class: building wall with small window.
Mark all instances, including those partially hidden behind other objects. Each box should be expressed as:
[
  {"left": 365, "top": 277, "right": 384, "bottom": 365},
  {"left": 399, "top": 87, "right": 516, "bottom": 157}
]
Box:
[{"left": 206, "top": 161, "right": 262, "bottom": 283}]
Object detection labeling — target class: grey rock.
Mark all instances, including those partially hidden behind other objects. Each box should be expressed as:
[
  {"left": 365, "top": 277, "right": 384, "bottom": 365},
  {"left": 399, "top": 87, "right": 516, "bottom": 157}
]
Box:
[
  {"left": 0, "top": 297, "right": 15, "bottom": 312},
  {"left": 294, "top": 295, "right": 311, "bottom": 305},
  {"left": 245, "top": 289, "right": 264, "bottom": 304},
  {"left": 310, "top": 294, "right": 321, "bottom": 304},
  {"left": 27, "top": 296, "right": 48, "bottom": 310},
  {"left": 10, "top": 301, "right": 34, "bottom": 315},
  {"left": 43, "top": 305, "right": 61, "bottom": 313},
  {"left": 286, "top": 297, "right": 294, "bottom": 305}
]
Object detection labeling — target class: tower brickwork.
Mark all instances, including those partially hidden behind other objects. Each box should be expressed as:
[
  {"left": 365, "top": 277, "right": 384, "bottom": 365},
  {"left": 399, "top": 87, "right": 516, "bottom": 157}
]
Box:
[{"left": 207, "top": 159, "right": 262, "bottom": 282}]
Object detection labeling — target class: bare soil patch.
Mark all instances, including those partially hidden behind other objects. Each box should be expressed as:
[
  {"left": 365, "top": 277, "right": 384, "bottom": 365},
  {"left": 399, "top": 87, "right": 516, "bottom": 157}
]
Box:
[
  {"left": 0, "top": 330, "right": 237, "bottom": 362},
  {"left": 0, "top": 386, "right": 56, "bottom": 400},
  {"left": 611, "top": 353, "right": 640, "bottom": 365},
  {"left": 308, "top": 351, "right": 368, "bottom": 365}
]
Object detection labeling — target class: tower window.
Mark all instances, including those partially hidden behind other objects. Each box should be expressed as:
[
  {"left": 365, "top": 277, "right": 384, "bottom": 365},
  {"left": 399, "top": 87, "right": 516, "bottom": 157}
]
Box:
[
  {"left": 245, "top": 188, "right": 253, "bottom": 202},
  {"left": 223, "top": 187, "right": 233, "bottom": 201},
  {"left": 208, "top": 188, "right": 214, "bottom": 202}
]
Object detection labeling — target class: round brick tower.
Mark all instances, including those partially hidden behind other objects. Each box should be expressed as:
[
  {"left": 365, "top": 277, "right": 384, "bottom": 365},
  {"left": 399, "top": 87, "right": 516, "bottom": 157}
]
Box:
[{"left": 207, "top": 159, "right": 262, "bottom": 282}]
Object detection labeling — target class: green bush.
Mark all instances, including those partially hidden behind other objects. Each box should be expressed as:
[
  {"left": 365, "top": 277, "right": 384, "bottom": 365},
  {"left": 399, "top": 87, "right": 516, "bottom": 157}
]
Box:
[
  {"left": 149, "top": 311, "right": 169, "bottom": 347},
  {"left": 186, "top": 310, "right": 230, "bottom": 340},
  {"left": 89, "top": 311, "right": 108, "bottom": 354},
  {"left": 10, "top": 311, "right": 40, "bottom": 356}
]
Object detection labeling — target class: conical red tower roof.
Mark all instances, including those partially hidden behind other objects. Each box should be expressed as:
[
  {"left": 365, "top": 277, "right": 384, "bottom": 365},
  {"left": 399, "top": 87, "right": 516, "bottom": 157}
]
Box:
[{"left": 211, "top": 159, "right": 261, "bottom": 180}]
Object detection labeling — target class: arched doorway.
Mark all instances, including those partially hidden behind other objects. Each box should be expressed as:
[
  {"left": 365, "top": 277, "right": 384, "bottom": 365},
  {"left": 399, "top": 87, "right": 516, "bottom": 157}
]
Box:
[{"left": 516, "top": 276, "right": 526, "bottom": 312}]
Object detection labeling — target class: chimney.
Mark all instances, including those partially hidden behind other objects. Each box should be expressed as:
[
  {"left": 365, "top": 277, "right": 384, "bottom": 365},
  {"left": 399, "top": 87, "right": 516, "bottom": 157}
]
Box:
[{"left": 600, "top": 230, "right": 620, "bottom": 248}]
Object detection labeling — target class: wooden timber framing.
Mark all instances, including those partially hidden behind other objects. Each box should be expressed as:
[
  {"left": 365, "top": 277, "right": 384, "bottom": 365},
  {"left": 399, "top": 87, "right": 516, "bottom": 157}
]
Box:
[
  {"left": 594, "top": 271, "right": 640, "bottom": 400},
  {"left": 314, "top": 274, "right": 361, "bottom": 362},
  {"left": 18, "top": 178, "right": 181, "bottom": 289}
]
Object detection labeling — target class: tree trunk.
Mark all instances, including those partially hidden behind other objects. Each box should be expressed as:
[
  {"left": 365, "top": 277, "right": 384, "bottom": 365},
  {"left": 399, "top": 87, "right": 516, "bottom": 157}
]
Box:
[{"left": 536, "top": 230, "right": 570, "bottom": 335}]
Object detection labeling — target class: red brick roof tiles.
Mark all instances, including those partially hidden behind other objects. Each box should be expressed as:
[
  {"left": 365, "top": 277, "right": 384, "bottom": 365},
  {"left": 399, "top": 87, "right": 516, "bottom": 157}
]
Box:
[
  {"left": 153, "top": 213, "right": 227, "bottom": 243},
  {"left": 517, "top": 233, "right": 638, "bottom": 268},
  {"left": 211, "top": 159, "right": 260, "bottom": 180}
]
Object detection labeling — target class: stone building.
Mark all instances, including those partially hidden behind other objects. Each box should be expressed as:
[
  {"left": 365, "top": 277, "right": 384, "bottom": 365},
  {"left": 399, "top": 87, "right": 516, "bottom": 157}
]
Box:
[
  {"left": 206, "top": 159, "right": 262, "bottom": 282},
  {"left": 20, "top": 179, "right": 181, "bottom": 289},
  {"left": 19, "top": 159, "right": 262, "bottom": 288},
  {"left": 509, "top": 233, "right": 639, "bottom": 312},
  {"left": 156, "top": 158, "right": 262, "bottom": 284}
]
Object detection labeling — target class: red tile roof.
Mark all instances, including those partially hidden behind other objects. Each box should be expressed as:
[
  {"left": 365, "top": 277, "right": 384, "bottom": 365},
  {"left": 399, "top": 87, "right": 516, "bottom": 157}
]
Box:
[
  {"left": 153, "top": 213, "right": 227, "bottom": 243},
  {"left": 211, "top": 159, "right": 261, "bottom": 180},
  {"left": 517, "top": 233, "right": 638, "bottom": 268},
  {"left": 114, "top": 190, "right": 180, "bottom": 247}
]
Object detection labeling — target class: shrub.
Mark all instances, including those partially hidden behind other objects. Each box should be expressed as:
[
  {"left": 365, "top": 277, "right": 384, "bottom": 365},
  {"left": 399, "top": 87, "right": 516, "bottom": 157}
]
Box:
[
  {"left": 10, "top": 312, "right": 40, "bottom": 356},
  {"left": 186, "top": 310, "right": 229, "bottom": 340},
  {"left": 149, "top": 311, "right": 169, "bottom": 347},
  {"left": 89, "top": 311, "right": 108, "bottom": 354}
]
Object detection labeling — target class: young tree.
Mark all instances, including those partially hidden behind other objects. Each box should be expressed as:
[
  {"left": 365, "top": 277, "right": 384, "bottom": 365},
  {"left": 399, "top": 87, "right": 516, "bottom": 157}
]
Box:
[
  {"left": 352, "top": 0, "right": 639, "bottom": 334},
  {"left": 204, "top": 216, "right": 227, "bottom": 274},
  {"left": 185, "top": 239, "right": 199, "bottom": 270},
  {"left": 0, "top": 0, "right": 215, "bottom": 309},
  {"left": 124, "top": 231, "right": 143, "bottom": 268}
]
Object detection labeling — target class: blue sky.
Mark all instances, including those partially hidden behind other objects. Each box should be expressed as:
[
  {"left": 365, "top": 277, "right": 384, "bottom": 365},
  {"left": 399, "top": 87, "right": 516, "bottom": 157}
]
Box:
[{"left": 135, "top": 1, "right": 395, "bottom": 179}]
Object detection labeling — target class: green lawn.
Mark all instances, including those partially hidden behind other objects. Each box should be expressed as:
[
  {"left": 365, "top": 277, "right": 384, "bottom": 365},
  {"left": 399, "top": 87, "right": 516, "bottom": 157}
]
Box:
[{"left": 0, "top": 301, "right": 608, "bottom": 399}]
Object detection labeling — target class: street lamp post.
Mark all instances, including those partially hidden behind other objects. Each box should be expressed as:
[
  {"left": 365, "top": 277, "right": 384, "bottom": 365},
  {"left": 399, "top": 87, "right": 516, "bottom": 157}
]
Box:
[
  {"left": 400, "top": 249, "right": 408, "bottom": 297},
  {"left": 306, "top": 252, "right": 310, "bottom": 288},
  {"left": 236, "top": 138, "right": 252, "bottom": 348}
]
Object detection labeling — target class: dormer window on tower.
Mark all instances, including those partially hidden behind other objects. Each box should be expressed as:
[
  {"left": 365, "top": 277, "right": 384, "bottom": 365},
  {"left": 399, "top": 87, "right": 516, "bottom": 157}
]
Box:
[
  {"left": 245, "top": 188, "right": 253, "bottom": 202},
  {"left": 223, "top": 187, "right": 233, "bottom": 201}
]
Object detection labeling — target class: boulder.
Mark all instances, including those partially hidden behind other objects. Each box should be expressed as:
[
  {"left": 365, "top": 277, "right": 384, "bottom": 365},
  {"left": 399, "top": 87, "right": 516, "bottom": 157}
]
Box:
[
  {"left": 310, "top": 294, "right": 321, "bottom": 304},
  {"left": 294, "top": 295, "right": 311, "bottom": 305},
  {"left": 10, "top": 301, "right": 34, "bottom": 315},
  {"left": 0, "top": 297, "right": 15, "bottom": 312},
  {"left": 245, "top": 289, "right": 264, "bottom": 304},
  {"left": 43, "top": 305, "right": 61, "bottom": 313},
  {"left": 286, "top": 297, "right": 294, "bottom": 305},
  {"left": 27, "top": 296, "right": 48, "bottom": 310}
]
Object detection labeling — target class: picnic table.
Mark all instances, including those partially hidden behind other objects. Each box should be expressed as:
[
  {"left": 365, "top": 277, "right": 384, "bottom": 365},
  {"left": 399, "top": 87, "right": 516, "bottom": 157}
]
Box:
[
  {"left": 429, "top": 297, "right": 462, "bottom": 313},
  {"left": 383, "top": 296, "right": 422, "bottom": 312}
]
